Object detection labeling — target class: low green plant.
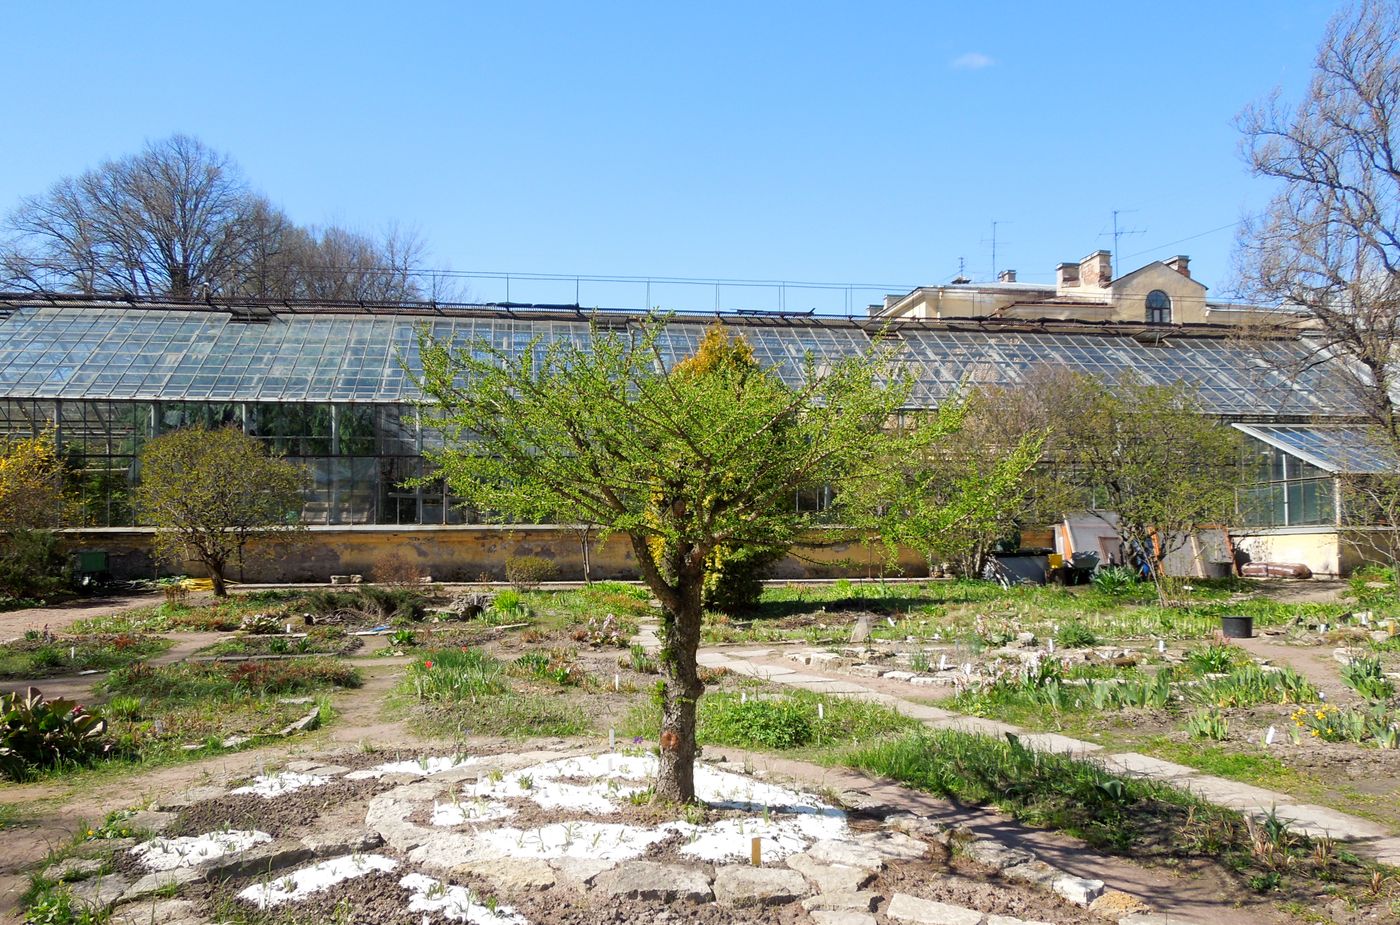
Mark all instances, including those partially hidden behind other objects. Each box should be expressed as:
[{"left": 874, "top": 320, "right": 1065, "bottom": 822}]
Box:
[
  {"left": 389, "top": 628, "right": 417, "bottom": 648},
  {"left": 1090, "top": 565, "right": 1138, "bottom": 595},
  {"left": 1185, "top": 643, "right": 1243, "bottom": 675},
  {"left": 1189, "top": 665, "right": 1317, "bottom": 709},
  {"left": 1, "top": 687, "right": 111, "bottom": 780},
  {"left": 406, "top": 649, "right": 507, "bottom": 701},
  {"left": 1055, "top": 621, "right": 1099, "bottom": 649},
  {"left": 24, "top": 883, "right": 106, "bottom": 925},
  {"left": 104, "top": 696, "right": 142, "bottom": 722},
  {"left": 626, "top": 643, "right": 658, "bottom": 675},
  {"left": 1341, "top": 655, "right": 1395, "bottom": 701},
  {"left": 1184, "top": 708, "right": 1229, "bottom": 741},
  {"left": 302, "top": 587, "right": 425, "bottom": 623},
  {"left": 1292, "top": 704, "right": 1399, "bottom": 747},
  {"left": 623, "top": 688, "right": 914, "bottom": 750},
  {"left": 485, "top": 590, "right": 531, "bottom": 624}
]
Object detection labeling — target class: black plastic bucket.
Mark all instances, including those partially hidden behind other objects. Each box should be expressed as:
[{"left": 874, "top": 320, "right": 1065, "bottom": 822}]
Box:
[{"left": 1221, "top": 615, "right": 1254, "bottom": 639}]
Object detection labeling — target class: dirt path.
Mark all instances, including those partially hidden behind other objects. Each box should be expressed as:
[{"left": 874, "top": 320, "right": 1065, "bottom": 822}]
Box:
[
  {"left": 1234, "top": 635, "right": 1354, "bottom": 703},
  {"left": 0, "top": 591, "right": 161, "bottom": 637}
]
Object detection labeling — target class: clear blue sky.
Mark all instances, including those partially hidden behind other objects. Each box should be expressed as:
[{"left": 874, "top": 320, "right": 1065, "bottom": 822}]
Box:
[{"left": 1, "top": 1, "right": 1339, "bottom": 313}]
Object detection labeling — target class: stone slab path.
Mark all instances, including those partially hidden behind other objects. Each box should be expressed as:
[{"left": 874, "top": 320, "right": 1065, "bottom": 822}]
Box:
[{"left": 649, "top": 625, "right": 1400, "bottom": 866}]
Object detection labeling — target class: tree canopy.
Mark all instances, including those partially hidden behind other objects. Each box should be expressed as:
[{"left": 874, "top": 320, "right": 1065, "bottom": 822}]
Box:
[
  {"left": 417, "top": 319, "right": 954, "bottom": 801},
  {"left": 134, "top": 426, "right": 306, "bottom": 596}
]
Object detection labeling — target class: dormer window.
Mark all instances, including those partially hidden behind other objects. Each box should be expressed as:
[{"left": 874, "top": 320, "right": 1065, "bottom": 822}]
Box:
[{"left": 1146, "top": 289, "right": 1172, "bottom": 325}]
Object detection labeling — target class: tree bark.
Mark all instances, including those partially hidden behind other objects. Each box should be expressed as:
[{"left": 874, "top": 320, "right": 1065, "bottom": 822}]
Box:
[
  {"left": 208, "top": 563, "right": 228, "bottom": 597},
  {"left": 653, "top": 565, "right": 705, "bottom": 804}
]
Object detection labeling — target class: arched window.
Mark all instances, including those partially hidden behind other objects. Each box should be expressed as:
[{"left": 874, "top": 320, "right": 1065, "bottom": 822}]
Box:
[{"left": 1146, "top": 289, "right": 1172, "bottom": 325}]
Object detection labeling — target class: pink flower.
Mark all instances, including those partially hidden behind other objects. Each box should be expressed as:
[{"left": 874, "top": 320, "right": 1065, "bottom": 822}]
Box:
[{"left": 424, "top": 660, "right": 434, "bottom": 669}]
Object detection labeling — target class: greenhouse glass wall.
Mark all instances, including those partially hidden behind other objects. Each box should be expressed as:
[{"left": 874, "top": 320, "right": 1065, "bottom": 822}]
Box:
[{"left": 0, "top": 297, "right": 1368, "bottom": 530}]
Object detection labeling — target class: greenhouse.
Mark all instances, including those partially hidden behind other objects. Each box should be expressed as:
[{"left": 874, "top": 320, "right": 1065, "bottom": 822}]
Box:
[{"left": 0, "top": 295, "right": 1367, "bottom": 534}]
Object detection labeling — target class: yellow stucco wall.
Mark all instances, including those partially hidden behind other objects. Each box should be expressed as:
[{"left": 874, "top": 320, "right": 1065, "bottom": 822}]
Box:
[
  {"left": 60, "top": 525, "right": 931, "bottom": 583},
  {"left": 1233, "top": 530, "right": 1344, "bottom": 577}
]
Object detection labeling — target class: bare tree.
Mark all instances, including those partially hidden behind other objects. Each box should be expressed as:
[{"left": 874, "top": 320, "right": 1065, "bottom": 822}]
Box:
[
  {"left": 2, "top": 135, "right": 273, "bottom": 299},
  {"left": 4, "top": 134, "right": 446, "bottom": 304},
  {"left": 1236, "top": 0, "right": 1400, "bottom": 441}
]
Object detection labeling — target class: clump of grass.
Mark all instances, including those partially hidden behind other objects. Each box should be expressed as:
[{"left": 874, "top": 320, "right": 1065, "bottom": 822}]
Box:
[
  {"left": 0, "top": 634, "right": 171, "bottom": 680},
  {"left": 1185, "top": 643, "right": 1246, "bottom": 675},
  {"left": 1184, "top": 708, "right": 1230, "bottom": 741},
  {"left": 1188, "top": 665, "right": 1317, "bottom": 709},
  {"left": 1055, "top": 621, "right": 1099, "bottom": 649},
  {"left": 404, "top": 649, "right": 506, "bottom": 701},
  {"left": 106, "top": 658, "right": 360, "bottom": 700},
  {"left": 623, "top": 689, "right": 914, "bottom": 750}
]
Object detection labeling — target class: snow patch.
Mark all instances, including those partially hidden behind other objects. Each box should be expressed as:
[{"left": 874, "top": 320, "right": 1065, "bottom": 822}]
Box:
[
  {"left": 431, "top": 799, "right": 515, "bottom": 827},
  {"left": 238, "top": 854, "right": 397, "bottom": 907},
  {"left": 231, "top": 772, "right": 329, "bottom": 798},
  {"left": 346, "top": 754, "right": 484, "bottom": 780},
  {"left": 131, "top": 830, "right": 272, "bottom": 871},
  {"left": 401, "top": 873, "right": 529, "bottom": 925},
  {"left": 467, "top": 753, "right": 652, "bottom": 813},
  {"left": 474, "top": 821, "right": 676, "bottom": 861}
]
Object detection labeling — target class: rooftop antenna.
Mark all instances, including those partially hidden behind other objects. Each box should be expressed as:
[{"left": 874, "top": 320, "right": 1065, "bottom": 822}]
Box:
[
  {"left": 981, "top": 221, "right": 1010, "bottom": 281},
  {"left": 1101, "top": 209, "right": 1145, "bottom": 269}
]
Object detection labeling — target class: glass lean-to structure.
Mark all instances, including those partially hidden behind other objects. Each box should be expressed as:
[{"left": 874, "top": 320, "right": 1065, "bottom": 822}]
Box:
[{"left": 0, "top": 296, "right": 1372, "bottom": 529}]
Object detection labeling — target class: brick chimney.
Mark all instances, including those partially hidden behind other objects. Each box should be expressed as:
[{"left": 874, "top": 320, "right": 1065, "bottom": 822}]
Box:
[
  {"left": 1055, "top": 262, "right": 1080, "bottom": 289},
  {"left": 1164, "top": 255, "right": 1190, "bottom": 278},
  {"left": 997, "top": 269, "right": 1017, "bottom": 283},
  {"left": 1079, "top": 250, "right": 1112, "bottom": 288}
]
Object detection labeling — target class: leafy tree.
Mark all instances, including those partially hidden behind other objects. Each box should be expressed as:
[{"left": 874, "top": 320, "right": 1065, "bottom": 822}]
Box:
[
  {"left": 417, "top": 319, "right": 936, "bottom": 802},
  {"left": 1050, "top": 373, "right": 1240, "bottom": 604},
  {"left": 840, "top": 387, "right": 1046, "bottom": 578},
  {"left": 0, "top": 434, "right": 72, "bottom": 599},
  {"left": 133, "top": 426, "right": 306, "bottom": 596}
]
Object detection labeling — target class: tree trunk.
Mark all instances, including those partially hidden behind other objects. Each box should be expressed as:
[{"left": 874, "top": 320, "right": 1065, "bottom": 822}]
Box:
[
  {"left": 580, "top": 528, "right": 593, "bottom": 586},
  {"left": 653, "top": 571, "right": 705, "bottom": 804},
  {"left": 209, "top": 564, "right": 228, "bottom": 597}
]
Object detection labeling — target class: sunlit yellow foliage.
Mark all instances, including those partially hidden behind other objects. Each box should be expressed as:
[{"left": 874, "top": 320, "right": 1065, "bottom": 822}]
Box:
[{"left": 0, "top": 434, "right": 69, "bottom": 531}]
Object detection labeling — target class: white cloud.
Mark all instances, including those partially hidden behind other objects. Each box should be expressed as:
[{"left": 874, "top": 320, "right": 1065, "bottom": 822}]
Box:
[{"left": 950, "top": 52, "right": 995, "bottom": 70}]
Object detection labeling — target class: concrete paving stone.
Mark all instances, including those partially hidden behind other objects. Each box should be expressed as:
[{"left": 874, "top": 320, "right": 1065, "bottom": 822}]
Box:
[
  {"left": 69, "top": 873, "right": 133, "bottom": 909},
  {"left": 1262, "top": 804, "right": 1391, "bottom": 840},
  {"left": 909, "top": 676, "right": 953, "bottom": 686},
  {"left": 809, "top": 653, "right": 842, "bottom": 666},
  {"left": 455, "top": 858, "right": 557, "bottom": 892},
  {"left": 882, "top": 671, "right": 917, "bottom": 682},
  {"left": 987, "top": 917, "right": 1052, "bottom": 925},
  {"left": 787, "top": 852, "right": 875, "bottom": 893},
  {"left": 810, "top": 911, "right": 878, "bottom": 925},
  {"left": 301, "top": 829, "right": 385, "bottom": 856},
  {"left": 118, "top": 868, "right": 201, "bottom": 905},
  {"left": 788, "top": 652, "right": 813, "bottom": 664},
  {"left": 697, "top": 652, "right": 735, "bottom": 667},
  {"left": 1014, "top": 733, "right": 1103, "bottom": 756},
  {"left": 551, "top": 857, "right": 618, "bottom": 891},
  {"left": 1117, "top": 916, "right": 1174, "bottom": 925},
  {"left": 1095, "top": 753, "right": 1199, "bottom": 781},
  {"left": 1179, "top": 775, "right": 1302, "bottom": 812},
  {"left": 727, "top": 648, "right": 775, "bottom": 658},
  {"left": 771, "top": 671, "right": 830, "bottom": 685},
  {"left": 712, "top": 865, "right": 809, "bottom": 906},
  {"left": 801, "top": 680, "right": 874, "bottom": 694},
  {"left": 925, "top": 716, "right": 1019, "bottom": 737},
  {"left": 960, "top": 838, "right": 1035, "bottom": 871},
  {"left": 1052, "top": 875, "right": 1106, "bottom": 906},
  {"left": 123, "top": 810, "right": 177, "bottom": 835},
  {"left": 893, "top": 702, "right": 955, "bottom": 722},
  {"left": 302, "top": 763, "right": 350, "bottom": 776},
  {"left": 801, "top": 890, "right": 881, "bottom": 912},
  {"left": 199, "top": 841, "right": 312, "bottom": 880},
  {"left": 592, "top": 861, "right": 713, "bottom": 902},
  {"left": 847, "top": 665, "right": 890, "bottom": 678},
  {"left": 855, "top": 830, "right": 929, "bottom": 861},
  {"left": 1364, "top": 836, "right": 1400, "bottom": 865},
  {"left": 109, "top": 898, "right": 203, "bottom": 925},
  {"left": 883, "top": 813, "right": 950, "bottom": 845},
  {"left": 805, "top": 839, "right": 885, "bottom": 875},
  {"left": 999, "top": 860, "right": 1062, "bottom": 890},
  {"left": 886, "top": 892, "right": 984, "bottom": 925},
  {"left": 45, "top": 857, "right": 105, "bottom": 881}
]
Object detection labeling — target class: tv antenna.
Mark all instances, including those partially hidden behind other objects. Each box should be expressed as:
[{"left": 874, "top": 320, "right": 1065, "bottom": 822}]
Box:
[
  {"left": 981, "top": 220, "right": 1011, "bottom": 281},
  {"left": 1100, "top": 209, "right": 1145, "bottom": 266}
]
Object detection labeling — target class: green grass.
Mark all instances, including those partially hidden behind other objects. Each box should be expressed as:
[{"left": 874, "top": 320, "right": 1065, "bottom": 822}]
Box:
[
  {"left": 621, "top": 687, "right": 917, "bottom": 751},
  {"left": 703, "top": 578, "right": 1346, "bottom": 646},
  {"left": 843, "top": 728, "right": 1234, "bottom": 853},
  {"left": 0, "top": 634, "right": 171, "bottom": 680},
  {"left": 400, "top": 647, "right": 590, "bottom": 738},
  {"left": 193, "top": 628, "right": 361, "bottom": 658},
  {"left": 70, "top": 591, "right": 299, "bottom": 634},
  {"left": 1143, "top": 740, "right": 1304, "bottom": 790}
]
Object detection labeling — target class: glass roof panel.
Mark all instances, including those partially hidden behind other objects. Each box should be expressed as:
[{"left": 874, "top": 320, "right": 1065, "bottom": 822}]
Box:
[
  {"left": 0, "top": 305, "right": 1364, "bottom": 414},
  {"left": 1234, "top": 424, "right": 1397, "bottom": 474}
]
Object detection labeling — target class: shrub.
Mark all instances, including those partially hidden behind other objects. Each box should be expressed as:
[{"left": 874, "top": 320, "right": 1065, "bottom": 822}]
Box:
[
  {"left": 504, "top": 555, "right": 559, "bottom": 591},
  {"left": 302, "top": 587, "right": 425, "bottom": 623},
  {"left": 702, "top": 544, "right": 784, "bottom": 615},
  {"left": 375, "top": 550, "right": 426, "bottom": 588},
  {"left": 1186, "top": 643, "right": 1242, "bottom": 675},
  {"left": 0, "top": 687, "right": 111, "bottom": 780},
  {"left": 0, "top": 529, "right": 68, "bottom": 600}
]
